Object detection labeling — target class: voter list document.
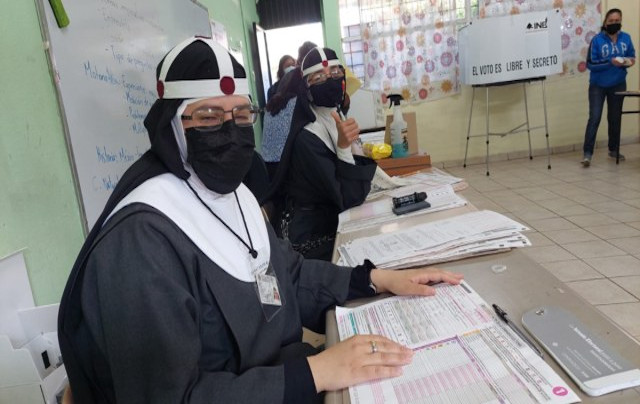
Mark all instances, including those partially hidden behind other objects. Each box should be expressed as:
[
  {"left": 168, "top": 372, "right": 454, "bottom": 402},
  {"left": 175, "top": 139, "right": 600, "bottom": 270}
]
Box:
[{"left": 336, "top": 281, "right": 580, "bottom": 404}]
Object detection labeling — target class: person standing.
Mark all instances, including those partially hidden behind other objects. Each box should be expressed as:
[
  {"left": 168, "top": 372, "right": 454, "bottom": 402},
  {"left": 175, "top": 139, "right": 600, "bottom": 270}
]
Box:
[
  {"left": 261, "top": 43, "right": 319, "bottom": 180},
  {"left": 267, "top": 54, "right": 296, "bottom": 101},
  {"left": 581, "top": 8, "right": 635, "bottom": 167},
  {"left": 261, "top": 66, "right": 305, "bottom": 181}
]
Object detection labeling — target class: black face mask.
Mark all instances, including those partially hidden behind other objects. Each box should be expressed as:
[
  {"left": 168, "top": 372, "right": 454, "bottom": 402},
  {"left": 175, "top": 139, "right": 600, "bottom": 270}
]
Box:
[
  {"left": 309, "top": 78, "right": 345, "bottom": 108},
  {"left": 605, "top": 23, "right": 621, "bottom": 35},
  {"left": 185, "top": 120, "right": 255, "bottom": 194}
]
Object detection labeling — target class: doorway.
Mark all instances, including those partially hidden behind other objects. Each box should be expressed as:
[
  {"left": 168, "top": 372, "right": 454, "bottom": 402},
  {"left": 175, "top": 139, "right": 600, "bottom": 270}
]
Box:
[{"left": 253, "top": 22, "right": 324, "bottom": 106}]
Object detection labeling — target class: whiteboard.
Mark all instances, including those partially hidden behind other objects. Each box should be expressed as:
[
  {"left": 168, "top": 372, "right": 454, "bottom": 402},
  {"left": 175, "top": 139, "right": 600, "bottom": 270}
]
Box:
[
  {"left": 37, "top": 0, "right": 211, "bottom": 230},
  {"left": 459, "top": 10, "right": 562, "bottom": 85}
]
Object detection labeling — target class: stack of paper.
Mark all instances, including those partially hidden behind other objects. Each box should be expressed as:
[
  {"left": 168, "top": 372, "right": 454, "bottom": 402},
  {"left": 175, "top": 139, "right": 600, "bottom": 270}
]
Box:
[
  {"left": 336, "top": 282, "right": 580, "bottom": 404},
  {"left": 367, "top": 167, "right": 465, "bottom": 200},
  {"left": 338, "top": 185, "right": 468, "bottom": 233},
  {"left": 400, "top": 167, "right": 465, "bottom": 189},
  {"left": 337, "top": 210, "right": 530, "bottom": 268}
]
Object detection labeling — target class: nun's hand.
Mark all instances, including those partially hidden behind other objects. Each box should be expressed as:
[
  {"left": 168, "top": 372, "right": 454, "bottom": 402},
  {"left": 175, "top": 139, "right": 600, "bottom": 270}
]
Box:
[
  {"left": 332, "top": 111, "right": 360, "bottom": 149},
  {"left": 307, "top": 334, "right": 413, "bottom": 392},
  {"left": 370, "top": 267, "right": 464, "bottom": 296}
]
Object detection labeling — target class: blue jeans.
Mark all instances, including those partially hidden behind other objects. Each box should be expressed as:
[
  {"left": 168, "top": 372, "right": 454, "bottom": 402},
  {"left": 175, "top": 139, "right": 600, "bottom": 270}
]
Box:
[{"left": 583, "top": 81, "right": 626, "bottom": 157}]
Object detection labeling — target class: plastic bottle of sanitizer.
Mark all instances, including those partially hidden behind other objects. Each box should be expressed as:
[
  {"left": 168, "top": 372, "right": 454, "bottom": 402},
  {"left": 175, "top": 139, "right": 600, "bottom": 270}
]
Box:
[{"left": 388, "top": 94, "right": 408, "bottom": 158}]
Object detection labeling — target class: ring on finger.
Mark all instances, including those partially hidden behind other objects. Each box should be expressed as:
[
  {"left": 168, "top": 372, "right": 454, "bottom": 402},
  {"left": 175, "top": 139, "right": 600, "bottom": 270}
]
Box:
[{"left": 370, "top": 340, "right": 378, "bottom": 354}]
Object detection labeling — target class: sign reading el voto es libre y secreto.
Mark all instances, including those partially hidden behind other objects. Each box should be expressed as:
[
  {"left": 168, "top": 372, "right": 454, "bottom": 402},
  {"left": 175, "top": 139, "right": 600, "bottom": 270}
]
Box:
[{"left": 459, "top": 10, "right": 563, "bottom": 85}]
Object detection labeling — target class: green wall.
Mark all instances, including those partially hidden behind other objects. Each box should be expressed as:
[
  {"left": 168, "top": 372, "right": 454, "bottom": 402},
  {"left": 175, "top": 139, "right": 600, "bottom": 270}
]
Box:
[
  {"left": 0, "top": 1, "right": 85, "bottom": 305},
  {"left": 322, "top": 0, "right": 343, "bottom": 58}
]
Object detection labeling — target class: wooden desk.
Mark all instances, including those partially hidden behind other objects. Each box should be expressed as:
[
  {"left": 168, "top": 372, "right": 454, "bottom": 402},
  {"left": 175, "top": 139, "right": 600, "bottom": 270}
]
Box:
[
  {"left": 375, "top": 153, "right": 431, "bottom": 176},
  {"left": 326, "top": 206, "right": 640, "bottom": 403}
]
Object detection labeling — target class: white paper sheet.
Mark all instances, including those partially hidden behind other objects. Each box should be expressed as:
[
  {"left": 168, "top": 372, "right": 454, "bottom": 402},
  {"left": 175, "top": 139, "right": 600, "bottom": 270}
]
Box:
[
  {"left": 366, "top": 167, "right": 464, "bottom": 201},
  {"left": 0, "top": 251, "right": 35, "bottom": 347},
  {"left": 339, "top": 185, "right": 468, "bottom": 233},
  {"left": 369, "top": 167, "right": 415, "bottom": 194},
  {"left": 338, "top": 210, "right": 530, "bottom": 268},
  {"left": 336, "top": 282, "right": 580, "bottom": 404}
]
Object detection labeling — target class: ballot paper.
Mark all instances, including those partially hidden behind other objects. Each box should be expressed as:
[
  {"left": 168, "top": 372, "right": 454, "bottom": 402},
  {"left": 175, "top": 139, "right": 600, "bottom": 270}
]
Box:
[
  {"left": 336, "top": 281, "right": 580, "bottom": 404},
  {"left": 338, "top": 185, "right": 468, "bottom": 233},
  {"left": 401, "top": 168, "right": 464, "bottom": 189},
  {"left": 367, "top": 168, "right": 464, "bottom": 200},
  {"left": 370, "top": 167, "right": 415, "bottom": 192},
  {"left": 337, "top": 210, "right": 530, "bottom": 268}
]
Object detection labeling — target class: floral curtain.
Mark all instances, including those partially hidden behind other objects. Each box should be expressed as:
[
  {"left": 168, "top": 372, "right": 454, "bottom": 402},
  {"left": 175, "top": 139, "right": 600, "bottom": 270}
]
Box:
[
  {"left": 360, "top": 0, "right": 459, "bottom": 104},
  {"left": 479, "top": 0, "right": 602, "bottom": 76}
]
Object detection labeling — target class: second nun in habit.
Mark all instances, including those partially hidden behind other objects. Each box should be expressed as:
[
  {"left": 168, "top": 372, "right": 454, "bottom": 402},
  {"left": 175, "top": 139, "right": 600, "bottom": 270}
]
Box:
[{"left": 271, "top": 47, "right": 377, "bottom": 261}]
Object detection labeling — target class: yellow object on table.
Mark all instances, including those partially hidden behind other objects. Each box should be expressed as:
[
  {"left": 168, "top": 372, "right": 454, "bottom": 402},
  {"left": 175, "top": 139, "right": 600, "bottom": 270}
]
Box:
[{"left": 363, "top": 143, "right": 392, "bottom": 160}]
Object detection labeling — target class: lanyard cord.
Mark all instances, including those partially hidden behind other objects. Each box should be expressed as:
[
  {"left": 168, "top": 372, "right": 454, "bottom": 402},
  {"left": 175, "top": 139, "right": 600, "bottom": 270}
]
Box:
[{"left": 185, "top": 181, "right": 258, "bottom": 259}]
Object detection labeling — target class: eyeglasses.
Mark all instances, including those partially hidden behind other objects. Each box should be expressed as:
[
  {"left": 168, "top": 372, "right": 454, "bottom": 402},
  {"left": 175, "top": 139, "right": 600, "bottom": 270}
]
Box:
[
  {"left": 181, "top": 104, "right": 260, "bottom": 132},
  {"left": 307, "top": 66, "right": 345, "bottom": 87}
]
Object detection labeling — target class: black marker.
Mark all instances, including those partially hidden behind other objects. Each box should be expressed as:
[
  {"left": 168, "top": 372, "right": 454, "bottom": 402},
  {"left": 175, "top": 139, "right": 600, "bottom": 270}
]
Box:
[
  {"left": 392, "top": 192, "right": 427, "bottom": 209},
  {"left": 493, "top": 303, "right": 544, "bottom": 358}
]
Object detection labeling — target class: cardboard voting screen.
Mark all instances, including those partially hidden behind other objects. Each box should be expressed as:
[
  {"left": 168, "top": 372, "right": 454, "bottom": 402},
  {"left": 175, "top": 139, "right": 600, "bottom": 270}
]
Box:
[{"left": 459, "top": 10, "right": 563, "bottom": 85}]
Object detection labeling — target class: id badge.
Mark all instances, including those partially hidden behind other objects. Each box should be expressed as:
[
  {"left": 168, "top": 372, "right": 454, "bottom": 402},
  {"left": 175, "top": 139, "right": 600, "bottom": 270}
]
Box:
[
  {"left": 250, "top": 248, "right": 284, "bottom": 321},
  {"left": 256, "top": 272, "right": 282, "bottom": 307}
]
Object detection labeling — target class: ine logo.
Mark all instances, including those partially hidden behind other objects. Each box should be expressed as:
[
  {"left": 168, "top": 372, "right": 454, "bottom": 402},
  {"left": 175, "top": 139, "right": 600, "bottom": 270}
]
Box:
[{"left": 526, "top": 18, "right": 548, "bottom": 30}]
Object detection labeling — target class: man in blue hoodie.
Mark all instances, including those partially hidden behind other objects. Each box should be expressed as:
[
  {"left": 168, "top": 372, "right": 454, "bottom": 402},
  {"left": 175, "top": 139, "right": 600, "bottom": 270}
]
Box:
[{"left": 582, "top": 8, "right": 635, "bottom": 167}]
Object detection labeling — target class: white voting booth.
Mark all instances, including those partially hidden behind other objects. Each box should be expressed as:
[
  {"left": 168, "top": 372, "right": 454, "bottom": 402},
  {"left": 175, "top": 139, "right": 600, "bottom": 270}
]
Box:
[{"left": 459, "top": 10, "right": 563, "bottom": 175}]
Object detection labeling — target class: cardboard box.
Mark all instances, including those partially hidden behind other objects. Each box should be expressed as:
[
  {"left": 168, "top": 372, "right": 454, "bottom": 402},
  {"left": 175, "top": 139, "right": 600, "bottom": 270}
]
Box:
[
  {"left": 349, "top": 89, "right": 384, "bottom": 130},
  {"left": 377, "top": 153, "right": 431, "bottom": 176},
  {"left": 0, "top": 333, "right": 66, "bottom": 404},
  {"left": 384, "top": 112, "right": 418, "bottom": 155},
  {"left": 0, "top": 252, "right": 67, "bottom": 404}
]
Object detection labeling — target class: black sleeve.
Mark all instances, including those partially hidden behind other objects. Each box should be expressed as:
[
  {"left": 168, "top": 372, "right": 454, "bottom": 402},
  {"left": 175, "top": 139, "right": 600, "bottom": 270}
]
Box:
[
  {"left": 347, "top": 259, "right": 378, "bottom": 300},
  {"left": 283, "top": 358, "right": 318, "bottom": 403},
  {"left": 292, "top": 131, "right": 377, "bottom": 211}
]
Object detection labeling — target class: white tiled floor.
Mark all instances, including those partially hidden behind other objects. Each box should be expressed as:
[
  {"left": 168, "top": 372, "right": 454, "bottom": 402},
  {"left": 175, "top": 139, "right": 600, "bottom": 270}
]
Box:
[{"left": 447, "top": 143, "right": 640, "bottom": 343}]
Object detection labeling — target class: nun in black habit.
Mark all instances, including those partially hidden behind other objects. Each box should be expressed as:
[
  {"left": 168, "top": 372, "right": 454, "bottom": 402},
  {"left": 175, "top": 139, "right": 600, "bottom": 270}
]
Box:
[
  {"left": 57, "top": 37, "right": 463, "bottom": 403},
  {"left": 265, "top": 47, "right": 377, "bottom": 261}
]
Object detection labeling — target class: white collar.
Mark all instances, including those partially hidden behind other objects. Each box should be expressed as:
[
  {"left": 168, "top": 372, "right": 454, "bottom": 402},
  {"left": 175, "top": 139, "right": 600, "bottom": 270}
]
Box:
[
  {"left": 305, "top": 105, "right": 339, "bottom": 153},
  {"left": 105, "top": 175, "right": 270, "bottom": 282}
]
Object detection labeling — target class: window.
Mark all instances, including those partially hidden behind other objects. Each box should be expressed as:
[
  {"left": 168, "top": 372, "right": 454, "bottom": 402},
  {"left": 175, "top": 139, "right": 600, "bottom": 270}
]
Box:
[
  {"left": 339, "top": 0, "right": 364, "bottom": 81},
  {"left": 454, "top": 0, "right": 479, "bottom": 24},
  {"left": 342, "top": 24, "right": 364, "bottom": 81},
  {"left": 339, "top": 0, "right": 479, "bottom": 84}
]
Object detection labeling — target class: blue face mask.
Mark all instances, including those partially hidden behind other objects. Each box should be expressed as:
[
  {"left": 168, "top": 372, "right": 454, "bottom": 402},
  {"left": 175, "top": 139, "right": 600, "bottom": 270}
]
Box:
[{"left": 283, "top": 65, "right": 296, "bottom": 75}]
